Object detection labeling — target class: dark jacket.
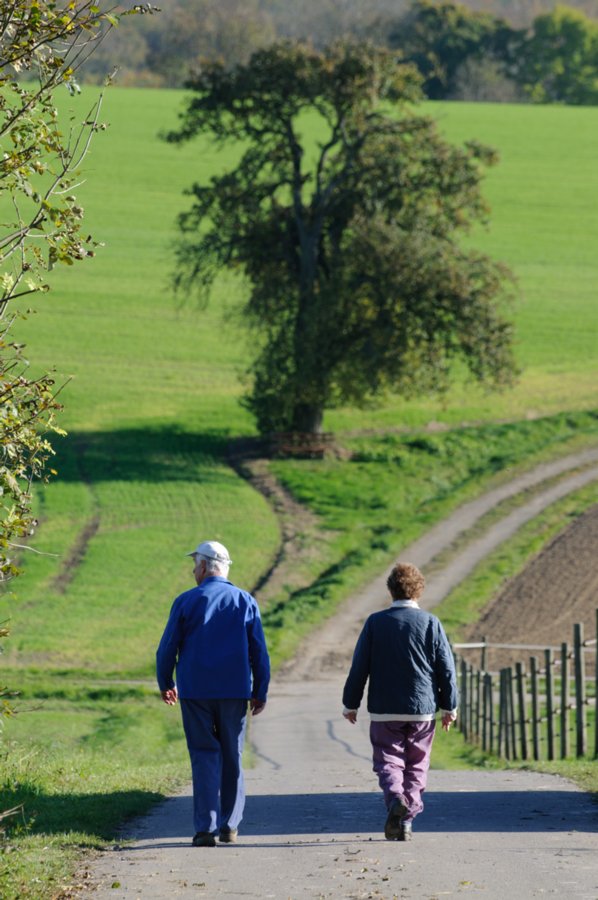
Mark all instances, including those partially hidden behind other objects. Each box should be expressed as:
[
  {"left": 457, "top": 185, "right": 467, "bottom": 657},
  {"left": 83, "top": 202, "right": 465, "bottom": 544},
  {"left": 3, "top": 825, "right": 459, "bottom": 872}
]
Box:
[
  {"left": 156, "top": 576, "right": 270, "bottom": 701},
  {"left": 342, "top": 605, "right": 458, "bottom": 716}
]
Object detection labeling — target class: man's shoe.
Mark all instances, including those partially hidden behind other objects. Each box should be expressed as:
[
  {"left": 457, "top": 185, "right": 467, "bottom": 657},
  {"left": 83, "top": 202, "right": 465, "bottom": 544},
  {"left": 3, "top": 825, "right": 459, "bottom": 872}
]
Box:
[
  {"left": 398, "top": 821, "right": 413, "bottom": 842},
  {"left": 219, "top": 826, "right": 238, "bottom": 844},
  {"left": 192, "top": 831, "right": 216, "bottom": 847},
  {"left": 384, "top": 798, "right": 409, "bottom": 841}
]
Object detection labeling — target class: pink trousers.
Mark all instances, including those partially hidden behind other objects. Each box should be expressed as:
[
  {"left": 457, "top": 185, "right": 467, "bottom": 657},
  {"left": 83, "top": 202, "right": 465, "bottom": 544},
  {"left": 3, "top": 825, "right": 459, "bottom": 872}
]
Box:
[{"left": 370, "top": 720, "right": 436, "bottom": 822}]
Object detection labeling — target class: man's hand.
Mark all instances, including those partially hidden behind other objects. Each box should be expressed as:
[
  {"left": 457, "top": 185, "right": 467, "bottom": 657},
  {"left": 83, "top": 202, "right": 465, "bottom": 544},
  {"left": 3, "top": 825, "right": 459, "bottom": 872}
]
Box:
[
  {"left": 441, "top": 712, "right": 456, "bottom": 731},
  {"left": 343, "top": 710, "right": 357, "bottom": 724},
  {"left": 161, "top": 687, "right": 178, "bottom": 706},
  {"left": 250, "top": 698, "right": 266, "bottom": 716}
]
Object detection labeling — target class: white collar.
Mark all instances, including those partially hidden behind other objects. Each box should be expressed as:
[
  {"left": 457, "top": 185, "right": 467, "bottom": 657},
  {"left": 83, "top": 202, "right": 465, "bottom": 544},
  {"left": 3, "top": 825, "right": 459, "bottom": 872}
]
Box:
[{"left": 391, "top": 599, "right": 420, "bottom": 608}]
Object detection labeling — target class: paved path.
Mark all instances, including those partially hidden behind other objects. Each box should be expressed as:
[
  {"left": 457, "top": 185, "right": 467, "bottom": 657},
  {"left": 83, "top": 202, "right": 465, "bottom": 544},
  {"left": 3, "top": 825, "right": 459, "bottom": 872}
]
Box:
[
  {"left": 88, "top": 679, "right": 598, "bottom": 899},
  {"left": 86, "top": 450, "right": 598, "bottom": 899}
]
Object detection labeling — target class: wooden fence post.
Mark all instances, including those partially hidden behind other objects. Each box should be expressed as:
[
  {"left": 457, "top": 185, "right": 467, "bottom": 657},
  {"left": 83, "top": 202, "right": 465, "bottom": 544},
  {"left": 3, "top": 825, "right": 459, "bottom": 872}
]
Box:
[
  {"left": 482, "top": 673, "right": 489, "bottom": 752},
  {"left": 460, "top": 657, "right": 468, "bottom": 740},
  {"left": 560, "top": 642, "right": 569, "bottom": 760},
  {"left": 501, "top": 668, "right": 508, "bottom": 759},
  {"left": 515, "top": 661, "right": 527, "bottom": 761},
  {"left": 507, "top": 667, "right": 517, "bottom": 760},
  {"left": 468, "top": 664, "right": 475, "bottom": 739},
  {"left": 487, "top": 673, "right": 495, "bottom": 754},
  {"left": 497, "top": 669, "right": 503, "bottom": 758},
  {"left": 530, "top": 656, "right": 540, "bottom": 761},
  {"left": 545, "top": 648, "right": 554, "bottom": 761},
  {"left": 574, "top": 623, "right": 586, "bottom": 757},
  {"left": 475, "top": 670, "right": 482, "bottom": 741}
]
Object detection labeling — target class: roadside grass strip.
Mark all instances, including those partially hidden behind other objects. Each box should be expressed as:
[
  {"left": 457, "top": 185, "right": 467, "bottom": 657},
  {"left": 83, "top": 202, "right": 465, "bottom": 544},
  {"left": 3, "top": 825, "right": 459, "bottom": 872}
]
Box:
[{"left": 0, "top": 677, "right": 188, "bottom": 900}]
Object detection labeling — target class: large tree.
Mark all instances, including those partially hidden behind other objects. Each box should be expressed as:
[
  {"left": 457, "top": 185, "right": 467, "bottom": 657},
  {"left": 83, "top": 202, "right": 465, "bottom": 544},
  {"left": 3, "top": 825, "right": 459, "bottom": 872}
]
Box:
[{"left": 168, "top": 41, "right": 516, "bottom": 435}]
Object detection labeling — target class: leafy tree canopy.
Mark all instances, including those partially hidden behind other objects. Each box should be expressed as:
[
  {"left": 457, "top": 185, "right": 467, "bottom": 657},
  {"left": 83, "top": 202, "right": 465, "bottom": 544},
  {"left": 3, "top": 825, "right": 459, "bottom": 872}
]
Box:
[
  {"left": 516, "top": 5, "right": 598, "bottom": 104},
  {"left": 373, "top": 0, "right": 521, "bottom": 99},
  {"left": 168, "top": 41, "right": 516, "bottom": 436}
]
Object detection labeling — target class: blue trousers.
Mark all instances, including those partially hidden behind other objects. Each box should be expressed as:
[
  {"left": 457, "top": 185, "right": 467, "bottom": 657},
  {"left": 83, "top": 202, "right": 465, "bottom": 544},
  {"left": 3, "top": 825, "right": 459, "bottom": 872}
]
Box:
[{"left": 180, "top": 698, "right": 248, "bottom": 834}]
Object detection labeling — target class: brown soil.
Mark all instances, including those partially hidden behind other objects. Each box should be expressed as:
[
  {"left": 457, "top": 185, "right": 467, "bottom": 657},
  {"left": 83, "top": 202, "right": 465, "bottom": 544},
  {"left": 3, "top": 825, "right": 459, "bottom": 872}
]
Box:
[
  {"left": 50, "top": 514, "right": 100, "bottom": 594},
  {"left": 463, "top": 502, "right": 598, "bottom": 671}
]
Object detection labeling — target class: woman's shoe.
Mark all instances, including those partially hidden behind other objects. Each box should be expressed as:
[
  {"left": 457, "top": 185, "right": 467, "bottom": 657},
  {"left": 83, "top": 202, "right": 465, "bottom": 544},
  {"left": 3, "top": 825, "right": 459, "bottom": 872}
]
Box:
[
  {"left": 398, "top": 821, "right": 413, "bottom": 841},
  {"left": 384, "top": 798, "right": 409, "bottom": 840}
]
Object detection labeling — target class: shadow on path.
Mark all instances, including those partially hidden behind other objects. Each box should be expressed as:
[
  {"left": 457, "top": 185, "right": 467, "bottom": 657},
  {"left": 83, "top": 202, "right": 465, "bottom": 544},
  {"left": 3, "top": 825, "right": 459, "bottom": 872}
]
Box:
[{"left": 121, "top": 788, "right": 598, "bottom": 848}]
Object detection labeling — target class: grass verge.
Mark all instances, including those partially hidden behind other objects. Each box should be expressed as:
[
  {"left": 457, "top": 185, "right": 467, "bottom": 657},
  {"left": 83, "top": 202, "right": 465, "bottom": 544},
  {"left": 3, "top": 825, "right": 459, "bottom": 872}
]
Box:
[{"left": 0, "top": 675, "right": 188, "bottom": 900}]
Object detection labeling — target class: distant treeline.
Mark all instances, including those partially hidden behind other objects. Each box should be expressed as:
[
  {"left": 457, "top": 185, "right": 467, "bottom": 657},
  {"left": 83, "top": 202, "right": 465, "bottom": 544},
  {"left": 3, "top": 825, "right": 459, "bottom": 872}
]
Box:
[{"left": 85, "top": 0, "right": 598, "bottom": 104}]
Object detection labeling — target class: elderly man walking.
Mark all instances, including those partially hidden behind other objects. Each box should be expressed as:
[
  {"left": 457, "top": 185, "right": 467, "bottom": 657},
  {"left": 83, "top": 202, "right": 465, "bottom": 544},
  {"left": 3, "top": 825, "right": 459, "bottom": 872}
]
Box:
[
  {"left": 157, "top": 540, "right": 270, "bottom": 847},
  {"left": 342, "top": 562, "right": 458, "bottom": 842}
]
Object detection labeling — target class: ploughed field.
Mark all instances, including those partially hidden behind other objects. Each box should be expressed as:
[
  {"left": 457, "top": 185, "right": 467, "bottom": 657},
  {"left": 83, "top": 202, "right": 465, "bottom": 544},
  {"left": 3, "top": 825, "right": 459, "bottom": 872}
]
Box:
[{"left": 464, "top": 503, "right": 598, "bottom": 669}]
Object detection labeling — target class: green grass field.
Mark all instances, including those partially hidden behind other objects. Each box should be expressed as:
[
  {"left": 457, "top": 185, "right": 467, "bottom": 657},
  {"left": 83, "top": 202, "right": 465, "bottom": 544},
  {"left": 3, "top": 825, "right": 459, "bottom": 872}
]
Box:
[
  {"left": 15, "top": 92, "right": 598, "bottom": 435},
  {"left": 1, "top": 88, "right": 597, "bottom": 897}
]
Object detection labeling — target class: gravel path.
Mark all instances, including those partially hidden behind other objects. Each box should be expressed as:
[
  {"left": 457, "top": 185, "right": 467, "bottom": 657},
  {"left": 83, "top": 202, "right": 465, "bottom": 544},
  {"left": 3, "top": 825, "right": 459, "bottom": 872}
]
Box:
[{"left": 84, "top": 449, "right": 598, "bottom": 900}]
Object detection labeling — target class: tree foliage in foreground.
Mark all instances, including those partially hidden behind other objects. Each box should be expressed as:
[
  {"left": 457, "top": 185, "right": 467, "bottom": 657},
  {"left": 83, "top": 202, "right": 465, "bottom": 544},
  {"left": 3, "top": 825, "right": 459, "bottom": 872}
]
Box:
[
  {"left": 169, "top": 41, "right": 516, "bottom": 436},
  {"left": 0, "top": 2, "right": 155, "bottom": 587}
]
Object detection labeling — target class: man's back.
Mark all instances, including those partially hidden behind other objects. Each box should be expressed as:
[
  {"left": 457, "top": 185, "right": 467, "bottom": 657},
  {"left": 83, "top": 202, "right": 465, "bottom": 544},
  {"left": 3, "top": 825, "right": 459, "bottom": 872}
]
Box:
[{"left": 156, "top": 576, "right": 269, "bottom": 700}]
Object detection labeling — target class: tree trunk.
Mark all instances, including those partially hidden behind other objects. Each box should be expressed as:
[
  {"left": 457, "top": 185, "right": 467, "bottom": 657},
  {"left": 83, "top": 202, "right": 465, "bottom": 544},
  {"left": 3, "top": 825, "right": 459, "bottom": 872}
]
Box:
[{"left": 290, "top": 402, "right": 323, "bottom": 434}]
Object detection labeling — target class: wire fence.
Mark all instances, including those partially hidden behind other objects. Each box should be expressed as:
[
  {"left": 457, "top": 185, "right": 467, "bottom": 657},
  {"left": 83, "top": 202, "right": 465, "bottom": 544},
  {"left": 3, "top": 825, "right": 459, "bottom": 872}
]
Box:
[{"left": 452, "top": 609, "right": 597, "bottom": 760}]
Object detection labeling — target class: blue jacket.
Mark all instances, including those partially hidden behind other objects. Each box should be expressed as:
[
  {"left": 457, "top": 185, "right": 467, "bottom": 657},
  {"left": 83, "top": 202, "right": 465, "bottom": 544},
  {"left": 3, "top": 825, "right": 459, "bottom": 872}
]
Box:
[
  {"left": 342, "top": 605, "right": 458, "bottom": 716},
  {"left": 156, "top": 576, "right": 270, "bottom": 701}
]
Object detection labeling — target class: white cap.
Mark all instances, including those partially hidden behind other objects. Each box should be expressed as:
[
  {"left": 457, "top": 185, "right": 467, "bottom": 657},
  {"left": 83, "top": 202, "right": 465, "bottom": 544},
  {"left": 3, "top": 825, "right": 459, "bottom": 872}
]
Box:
[{"left": 187, "top": 540, "right": 232, "bottom": 565}]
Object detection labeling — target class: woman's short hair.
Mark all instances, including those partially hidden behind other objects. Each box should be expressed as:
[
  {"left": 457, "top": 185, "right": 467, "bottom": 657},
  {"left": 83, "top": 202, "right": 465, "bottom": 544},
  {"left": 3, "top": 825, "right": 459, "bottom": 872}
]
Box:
[{"left": 386, "top": 562, "right": 425, "bottom": 600}]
